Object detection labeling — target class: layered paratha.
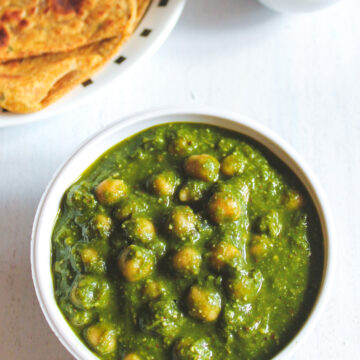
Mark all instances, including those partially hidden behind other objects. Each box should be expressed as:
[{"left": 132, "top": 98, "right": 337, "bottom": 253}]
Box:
[
  {"left": 136, "top": 0, "right": 151, "bottom": 21},
  {"left": 0, "top": 0, "right": 137, "bottom": 62},
  {"left": 0, "top": 37, "right": 125, "bottom": 113},
  {"left": 0, "top": 0, "right": 151, "bottom": 113}
]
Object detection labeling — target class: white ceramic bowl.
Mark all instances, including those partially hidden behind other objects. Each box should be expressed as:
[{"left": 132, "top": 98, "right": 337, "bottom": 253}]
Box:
[
  {"left": 0, "top": 0, "right": 186, "bottom": 128},
  {"left": 257, "top": 0, "right": 342, "bottom": 13},
  {"left": 31, "top": 107, "right": 334, "bottom": 360}
]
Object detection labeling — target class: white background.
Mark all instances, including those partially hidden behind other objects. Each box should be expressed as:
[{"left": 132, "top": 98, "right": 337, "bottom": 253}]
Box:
[{"left": 0, "top": 0, "right": 359, "bottom": 358}]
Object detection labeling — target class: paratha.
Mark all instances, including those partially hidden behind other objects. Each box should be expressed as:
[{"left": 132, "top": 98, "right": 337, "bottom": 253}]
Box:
[
  {"left": 0, "top": 37, "right": 124, "bottom": 113},
  {"left": 136, "top": 0, "right": 151, "bottom": 23},
  {"left": 0, "top": 0, "right": 137, "bottom": 62},
  {"left": 0, "top": 0, "right": 151, "bottom": 113}
]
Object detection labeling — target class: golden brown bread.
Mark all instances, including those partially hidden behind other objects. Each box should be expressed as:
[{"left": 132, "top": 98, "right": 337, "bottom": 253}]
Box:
[
  {"left": 0, "top": 0, "right": 137, "bottom": 62},
  {"left": 136, "top": 0, "right": 151, "bottom": 23},
  {"left": 0, "top": 0, "right": 151, "bottom": 113},
  {"left": 0, "top": 37, "right": 123, "bottom": 113}
]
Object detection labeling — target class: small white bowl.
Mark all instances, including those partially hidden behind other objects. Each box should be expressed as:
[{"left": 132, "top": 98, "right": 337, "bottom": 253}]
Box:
[
  {"left": 257, "top": 0, "right": 342, "bottom": 13},
  {"left": 31, "top": 107, "right": 335, "bottom": 360}
]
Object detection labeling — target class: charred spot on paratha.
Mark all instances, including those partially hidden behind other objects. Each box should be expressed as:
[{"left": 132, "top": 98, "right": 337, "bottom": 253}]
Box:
[
  {"left": 0, "top": 26, "right": 9, "bottom": 48},
  {"left": 18, "top": 19, "right": 29, "bottom": 29},
  {"left": 1, "top": 9, "right": 23, "bottom": 23},
  {"left": 49, "top": 0, "right": 89, "bottom": 15}
]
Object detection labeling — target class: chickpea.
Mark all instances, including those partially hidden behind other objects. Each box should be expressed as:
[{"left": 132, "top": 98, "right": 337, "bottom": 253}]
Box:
[
  {"left": 92, "top": 214, "right": 112, "bottom": 238},
  {"left": 140, "top": 299, "right": 183, "bottom": 337},
  {"left": 227, "top": 271, "right": 263, "bottom": 301},
  {"left": 167, "top": 206, "right": 198, "bottom": 241},
  {"left": 184, "top": 154, "right": 220, "bottom": 182},
  {"left": 249, "top": 234, "right": 272, "bottom": 260},
  {"left": 173, "top": 247, "right": 201, "bottom": 275},
  {"left": 66, "top": 182, "right": 97, "bottom": 211},
  {"left": 168, "top": 137, "right": 195, "bottom": 156},
  {"left": 69, "top": 310, "right": 94, "bottom": 327},
  {"left": 79, "top": 247, "right": 106, "bottom": 274},
  {"left": 95, "top": 179, "right": 127, "bottom": 206},
  {"left": 215, "top": 177, "right": 250, "bottom": 203},
  {"left": 122, "top": 217, "right": 156, "bottom": 244},
  {"left": 210, "top": 242, "right": 240, "bottom": 271},
  {"left": 172, "top": 338, "right": 213, "bottom": 360},
  {"left": 149, "top": 171, "right": 178, "bottom": 197},
  {"left": 178, "top": 180, "right": 209, "bottom": 203},
  {"left": 259, "top": 210, "right": 282, "bottom": 237},
  {"left": 221, "top": 153, "right": 245, "bottom": 177},
  {"left": 84, "top": 322, "right": 117, "bottom": 354},
  {"left": 142, "top": 280, "right": 166, "bottom": 300},
  {"left": 187, "top": 285, "right": 222, "bottom": 322},
  {"left": 284, "top": 190, "right": 303, "bottom": 210},
  {"left": 113, "top": 197, "right": 147, "bottom": 222},
  {"left": 208, "top": 192, "right": 242, "bottom": 224},
  {"left": 124, "top": 354, "right": 141, "bottom": 360},
  {"left": 80, "top": 248, "right": 98, "bottom": 265},
  {"left": 118, "top": 245, "right": 154, "bottom": 282},
  {"left": 148, "top": 238, "right": 167, "bottom": 258},
  {"left": 70, "top": 275, "right": 110, "bottom": 310}
]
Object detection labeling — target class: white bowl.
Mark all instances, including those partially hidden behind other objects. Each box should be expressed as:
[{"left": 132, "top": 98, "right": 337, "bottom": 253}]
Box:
[
  {"left": 31, "top": 107, "right": 334, "bottom": 360},
  {"left": 257, "top": 0, "right": 342, "bottom": 13},
  {"left": 0, "top": 0, "right": 186, "bottom": 128}
]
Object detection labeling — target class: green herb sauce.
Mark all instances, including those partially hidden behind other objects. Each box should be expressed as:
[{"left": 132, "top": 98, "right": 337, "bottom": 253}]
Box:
[{"left": 52, "top": 123, "right": 324, "bottom": 360}]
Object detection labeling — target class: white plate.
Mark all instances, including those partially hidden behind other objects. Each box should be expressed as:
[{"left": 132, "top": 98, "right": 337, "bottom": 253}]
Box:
[
  {"left": 31, "top": 107, "right": 335, "bottom": 360},
  {"left": 0, "top": 0, "right": 186, "bottom": 128}
]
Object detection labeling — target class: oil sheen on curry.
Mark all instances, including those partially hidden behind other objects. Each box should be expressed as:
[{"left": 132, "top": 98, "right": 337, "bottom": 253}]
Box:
[{"left": 52, "top": 123, "right": 324, "bottom": 360}]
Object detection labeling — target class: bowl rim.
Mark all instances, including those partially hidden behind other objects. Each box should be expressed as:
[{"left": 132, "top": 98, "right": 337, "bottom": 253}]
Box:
[
  {"left": 257, "top": 0, "right": 342, "bottom": 13},
  {"left": 31, "top": 106, "right": 335, "bottom": 360}
]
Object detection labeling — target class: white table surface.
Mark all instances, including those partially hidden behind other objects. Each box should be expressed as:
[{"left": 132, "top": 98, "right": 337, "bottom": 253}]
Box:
[{"left": 0, "top": 0, "right": 359, "bottom": 358}]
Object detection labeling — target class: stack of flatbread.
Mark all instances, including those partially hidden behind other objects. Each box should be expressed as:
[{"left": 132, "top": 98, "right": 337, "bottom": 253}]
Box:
[{"left": 0, "top": 0, "right": 151, "bottom": 113}]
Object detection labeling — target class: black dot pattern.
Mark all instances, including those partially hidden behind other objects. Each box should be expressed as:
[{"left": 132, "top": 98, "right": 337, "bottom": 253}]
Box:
[
  {"left": 140, "top": 29, "right": 152, "bottom": 37},
  {"left": 115, "top": 56, "right": 126, "bottom": 65},
  {"left": 82, "top": 79, "right": 93, "bottom": 87}
]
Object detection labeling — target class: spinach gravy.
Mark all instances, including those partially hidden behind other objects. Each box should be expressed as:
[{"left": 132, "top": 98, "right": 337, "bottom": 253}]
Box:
[{"left": 52, "top": 123, "right": 323, "bottom": 360}]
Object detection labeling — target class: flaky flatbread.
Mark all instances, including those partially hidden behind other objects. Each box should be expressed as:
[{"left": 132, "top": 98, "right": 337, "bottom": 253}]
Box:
[
  {"left": 136, "top": 0, "right": 151, "bottom": 24},
  {"left": 0, "top": 0, "right": 151, "bottom": 113},
  {"left": 0, "top": 0, "right": 137, "bottom": 62},
  {"left": 0, "top": 37, "right": 125, "bottom": 113}
]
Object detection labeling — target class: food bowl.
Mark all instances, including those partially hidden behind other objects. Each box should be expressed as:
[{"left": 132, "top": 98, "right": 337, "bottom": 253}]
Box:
[
  {"left": 31, "top": 107, "right": 334, "bottom": 360},
  {"left": 257, "top": 0, "right": 342, "bottom": 13}
]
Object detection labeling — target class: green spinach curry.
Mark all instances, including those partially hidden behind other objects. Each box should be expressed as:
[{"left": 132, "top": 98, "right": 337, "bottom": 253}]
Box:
[{"left": 52, "top": 123, "right": 323, "bottom": 360}]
